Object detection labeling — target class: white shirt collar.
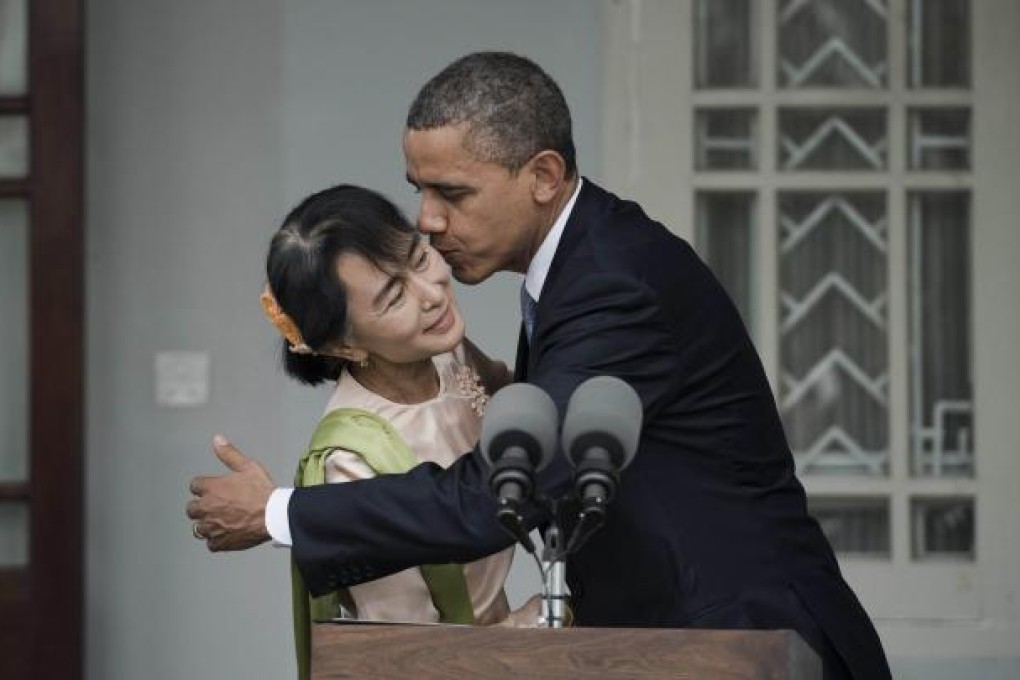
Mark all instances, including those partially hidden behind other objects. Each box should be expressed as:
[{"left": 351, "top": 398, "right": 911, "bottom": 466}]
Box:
[{"left": 524, "top": 178, "right": 583, "bottom": 302}]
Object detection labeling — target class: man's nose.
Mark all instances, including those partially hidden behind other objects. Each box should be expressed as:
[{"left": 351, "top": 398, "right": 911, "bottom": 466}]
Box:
[{"left": 418, "top": 197, "right": 447, "bottom": 234}]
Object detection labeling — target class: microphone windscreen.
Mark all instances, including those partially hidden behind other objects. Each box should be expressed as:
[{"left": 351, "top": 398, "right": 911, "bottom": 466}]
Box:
[
  {"left": 480, "top": 383, "right": 559, "bottom": 470},
  {"left": 561, "top": 376, "right": 643, "bottom": 469}
]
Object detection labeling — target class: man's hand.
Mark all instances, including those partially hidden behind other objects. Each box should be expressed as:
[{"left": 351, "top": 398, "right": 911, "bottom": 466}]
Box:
[{"left": 186, "top": 435, "right": 275, "bottom": 551}]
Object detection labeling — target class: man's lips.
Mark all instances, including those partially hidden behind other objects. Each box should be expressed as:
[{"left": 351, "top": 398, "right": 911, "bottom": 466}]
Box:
[{"left": 435, "top": 246, "right": 456, "bottom": 261}]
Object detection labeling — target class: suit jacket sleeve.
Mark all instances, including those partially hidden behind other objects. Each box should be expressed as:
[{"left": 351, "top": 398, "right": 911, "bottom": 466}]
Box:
[{"left": 290, "top": 271, "right": 677, "bottom": 597}]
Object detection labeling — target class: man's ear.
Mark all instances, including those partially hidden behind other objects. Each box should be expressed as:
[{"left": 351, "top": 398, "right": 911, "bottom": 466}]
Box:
[{"left": 528, "top": 150, "right": 569, "bottom": 205}]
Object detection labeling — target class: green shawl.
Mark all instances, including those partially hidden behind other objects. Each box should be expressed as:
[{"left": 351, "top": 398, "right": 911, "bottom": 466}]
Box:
[{"left": 291, "top": 408, "right": 474, "bottom": 679}]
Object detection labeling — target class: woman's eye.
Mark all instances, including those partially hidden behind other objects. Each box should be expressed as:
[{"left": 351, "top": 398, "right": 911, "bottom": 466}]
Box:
[
  {"left": 415, "top": 249, "right": 430, "bottom": 270},
  {"left": 386, "top": 286, "right": 406, "bottom": 310}
]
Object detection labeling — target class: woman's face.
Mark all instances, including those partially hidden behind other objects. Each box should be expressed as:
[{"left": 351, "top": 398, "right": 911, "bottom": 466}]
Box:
[{"left": 335, "top": 238, "right": 465, "bottom": 365}]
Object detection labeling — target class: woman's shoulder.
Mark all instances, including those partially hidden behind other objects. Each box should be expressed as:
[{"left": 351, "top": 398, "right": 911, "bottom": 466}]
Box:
[
  {"left": 323, "top": 366, "right": 385, "bottom": 414},
  {"left": 311, "top": 407, "right": 419, "bottom": 474}
]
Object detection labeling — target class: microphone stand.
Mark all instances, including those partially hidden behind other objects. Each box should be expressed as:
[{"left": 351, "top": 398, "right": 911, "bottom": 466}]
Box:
[
  {"left": 493, "top": 491, "right": 569, "bottom": 628},
  {"left": 503, "top": 486, "right": 614, "bottom": 628},
  {"left": 535, "top": 494, "right": 610, "bottom": 628},
  {"left": 540, "top": 521, "right": 568, "bottom": 628}
]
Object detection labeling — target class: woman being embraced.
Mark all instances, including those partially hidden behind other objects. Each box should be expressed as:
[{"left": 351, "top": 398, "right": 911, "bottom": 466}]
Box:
[{"left": 260, "top": 184, "right": 533, "bottom": 678}]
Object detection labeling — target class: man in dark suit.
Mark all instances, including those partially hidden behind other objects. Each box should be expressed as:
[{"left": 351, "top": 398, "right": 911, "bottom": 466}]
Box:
[{"left": 188, "top": 52, "right": 890, "bottom": 679}]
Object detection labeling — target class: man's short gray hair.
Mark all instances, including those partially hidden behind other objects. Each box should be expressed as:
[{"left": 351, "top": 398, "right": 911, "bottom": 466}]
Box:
[{"left": 406, "top": 52, "right": 577, "bottom": 177}]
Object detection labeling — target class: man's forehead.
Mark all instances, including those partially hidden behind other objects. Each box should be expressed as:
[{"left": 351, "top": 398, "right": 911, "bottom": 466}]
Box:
[
  {"left": 405, "top": 131, "right": 511, "bottom": 190},
  {"left": 404, "top": 123, "right": 468, "bottom": 145},
  {"left": 404, "top": 124, "right": 483, "bottom": 163},
  {"left": 404, "top": 154, "right": 476, "bottom": 190},
  {"left": 404, "top": 173, "right": 471, "bottom": 192},
  {"left": 405, "top": 125, "right": 463, "bottom": 155}
]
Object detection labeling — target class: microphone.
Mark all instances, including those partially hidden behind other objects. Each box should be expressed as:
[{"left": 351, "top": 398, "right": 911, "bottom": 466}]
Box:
[
  {"left": 479, "top": 383, "right": 558, "bottom": 553},
  {"left": 561, "top": 376, "right": 643, "bottom": 553}
]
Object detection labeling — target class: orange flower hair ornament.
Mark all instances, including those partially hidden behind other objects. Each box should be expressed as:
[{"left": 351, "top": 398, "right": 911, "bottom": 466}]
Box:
[{"left": 260, "top": 285, "right": 314, "bottom": 355}]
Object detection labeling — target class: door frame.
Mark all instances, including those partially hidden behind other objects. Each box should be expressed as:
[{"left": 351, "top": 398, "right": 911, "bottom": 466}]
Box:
[{"left": 0, "top": 0, "right": 84, "bottom": 677}]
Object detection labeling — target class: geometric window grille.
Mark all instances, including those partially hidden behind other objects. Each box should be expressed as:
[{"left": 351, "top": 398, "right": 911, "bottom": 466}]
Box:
[
  {"left": 909, "top": 192, "right": 973, "bottom": 478},
  {"left": 780, "top": 192, "right": 888, "bottom": 476},
  {"left": 780, "top": 108, "right": 887, "bottom": 171},
  {"left": 696, "top": 109, "right": 757, "bottom": 171},
  {"left": 778, "top": 0, "right": 888, "bottom": 88},
  {"left": 692, "top": 0, "right": 975, "bottom": 561},
  {"left": 689, "top": 0, "right": 975, "bottom": 562},
  {"left": 908, "top": 108, "right": 970, "bottom": 170}
]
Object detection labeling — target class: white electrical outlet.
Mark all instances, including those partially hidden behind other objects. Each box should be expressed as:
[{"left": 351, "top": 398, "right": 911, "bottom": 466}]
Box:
[{"left": 155, "top": 351, "right": 210, "bottom": 407}]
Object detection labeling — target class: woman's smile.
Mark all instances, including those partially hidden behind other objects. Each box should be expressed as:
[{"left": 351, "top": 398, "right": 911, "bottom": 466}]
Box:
[{"left": 425, "top": 304, "right": 455, "bottom": 334}]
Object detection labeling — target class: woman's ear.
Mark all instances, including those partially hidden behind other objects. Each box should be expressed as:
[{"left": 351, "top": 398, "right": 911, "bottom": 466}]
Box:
[
  {"left": 321, "top": 342, "right": 368, "bottom": 364},
  {"left": 528, "top": 150, "right": 569, "bottom": 205}
]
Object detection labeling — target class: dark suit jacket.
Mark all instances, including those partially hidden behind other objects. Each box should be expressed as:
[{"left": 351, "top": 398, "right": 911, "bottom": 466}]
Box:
[{"left": 290, "top": 180, "right": 890, "bottom": 679}]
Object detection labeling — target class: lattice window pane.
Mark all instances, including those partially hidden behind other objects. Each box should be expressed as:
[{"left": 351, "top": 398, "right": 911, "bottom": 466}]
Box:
[
  {"left": 695, "top": 109, "right": 758, "bottom": 170},
  {"left": 909, "top": 0, "right": 971, "bottom": 88},
  {"left": 809, "top": 497, "right": 890, "bottom": 556},
  {"left": 0, "top": 200, "right": 28, "bottom": 483},
  {"left": 908, "top": 108, "right": 970, "bottom": 170},
  {"left": 0, "top": 115, "right": 28, "bottom": 177},
  {"left": 909, "top": 192, "right": 972, "bottom": 477},
  {"left": 695, "top": 0, "right": 755, "bottom": 88},
  {"left": 0, "top": 504, "right": 28, "bottom": 567},
  {"left": 779, "top": 192, "right": 888, "bottom": 476},
  {"left": 697, "top": 192, "right": 755, "bottom": 328},
  {"left": 0, "top": 0, "right": 27, "bottom": 95},
  {"left": 780, "top": 108, "right": 887, "bottom": 170},
  {"left": 912, "top": 497, "right": 975, "bottom": 560},
  {"left": 778, "top": 0, "right": 888, "bottom": 89}
]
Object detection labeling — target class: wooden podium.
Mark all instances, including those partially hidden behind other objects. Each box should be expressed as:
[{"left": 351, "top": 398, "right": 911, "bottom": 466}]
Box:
[{"left": 311, "top": 622, "right": 821, "bottom": 679}]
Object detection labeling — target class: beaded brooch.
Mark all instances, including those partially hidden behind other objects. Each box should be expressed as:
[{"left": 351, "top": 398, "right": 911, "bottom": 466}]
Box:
[{"left": 453, "top": 363, "right": 490, "bottom": 417}]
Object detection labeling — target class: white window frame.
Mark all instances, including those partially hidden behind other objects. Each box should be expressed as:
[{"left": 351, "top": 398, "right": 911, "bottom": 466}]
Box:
[{"left": 600, "top": 0, "right": 1020, "bottom": 659}]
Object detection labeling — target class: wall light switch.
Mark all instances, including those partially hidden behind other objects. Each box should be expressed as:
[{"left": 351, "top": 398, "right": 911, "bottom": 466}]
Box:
[{"left": 155, "top": 351, "right": 209, "bottom": 407}]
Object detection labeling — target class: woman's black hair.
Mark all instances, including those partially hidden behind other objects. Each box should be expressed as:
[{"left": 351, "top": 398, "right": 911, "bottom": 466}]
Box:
[{"left": 266, "top": 184, "right": 416, "bottom": 385}]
